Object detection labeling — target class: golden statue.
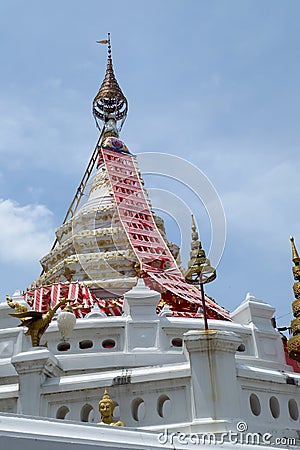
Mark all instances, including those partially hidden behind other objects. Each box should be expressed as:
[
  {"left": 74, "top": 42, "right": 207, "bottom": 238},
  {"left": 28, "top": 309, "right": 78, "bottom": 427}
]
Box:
[
  {"left": 98, "top": 389, "right": 125, "bottom": 426},
  {"left": 7, "top": 297, "right": 70, "bottom": 347}
]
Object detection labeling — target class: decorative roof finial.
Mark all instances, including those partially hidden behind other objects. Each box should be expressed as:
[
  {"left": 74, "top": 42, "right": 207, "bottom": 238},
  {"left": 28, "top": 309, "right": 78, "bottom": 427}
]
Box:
[
  {"left": 287, "top": 236, "right": 300, "bottom": 361},
  {"left": 93, "top": 33, "right": 128, "bottom": 135},
  {"left": 185, "top": 214, "right": 216, "bottom": 330},
  {"left": 185, "top": 214, "right": 216, "bottom": 286},
  {"left": 290, "top": 236, "right": 300, "bottom": 264},
  {"left": 191, "top": 214, "right": 198, "bottom": 241}
]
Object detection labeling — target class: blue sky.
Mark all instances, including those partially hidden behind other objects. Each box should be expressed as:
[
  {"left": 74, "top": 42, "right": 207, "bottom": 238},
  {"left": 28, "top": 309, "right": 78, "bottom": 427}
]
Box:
[{"left": 0, "top": 1, "right": 300, "bottom": 327}]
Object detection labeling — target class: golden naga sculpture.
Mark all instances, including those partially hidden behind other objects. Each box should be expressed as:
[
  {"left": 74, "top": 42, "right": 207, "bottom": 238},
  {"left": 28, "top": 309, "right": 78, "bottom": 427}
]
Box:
[
  {"left": 98, "top": 389, "right": 125, "bottom": 427},
  {"left": 287, "top": 236, "right": 300, "bottom": 361},
  {"left": 6, "top": 295, "right": 28, "bottom": 316},
  {"left": 7, "top": 297, "right": 70, "bottom": 347}
]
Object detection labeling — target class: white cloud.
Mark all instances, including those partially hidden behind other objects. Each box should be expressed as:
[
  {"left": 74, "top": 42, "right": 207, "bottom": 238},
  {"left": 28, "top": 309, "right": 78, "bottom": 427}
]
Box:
[{"left": 0, "top": 198, "right": 54, "bottom": 263}]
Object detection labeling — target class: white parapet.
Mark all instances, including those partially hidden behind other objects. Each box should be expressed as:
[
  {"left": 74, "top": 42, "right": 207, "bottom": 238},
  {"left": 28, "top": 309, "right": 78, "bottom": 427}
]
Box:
[
  {"left": 231, "top": 293, "right": 289, "bottom": 369},
  {"left": 184, "top": 329, "right": 242, "bottom": 432},
  {"left": 11, "top": 347, "right": 63, "bottom": 416}
]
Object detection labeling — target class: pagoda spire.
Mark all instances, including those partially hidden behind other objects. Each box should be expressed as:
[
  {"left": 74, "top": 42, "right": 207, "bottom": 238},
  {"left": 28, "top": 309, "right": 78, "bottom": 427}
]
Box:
[
  {"left": 287, "top": 236, "right": 300, "bottom": 361},
  {"left": 291, "top": 235, "right": 300, "bottom": 264},
  {"left": 93, "top": 33, "right": 128, "bottom": 135},
  {"left": 185, "top": 215, "right": 216, "bottom": 286},
  {"left": 184, "top": 214, "right": 217, "bottom": 330}
]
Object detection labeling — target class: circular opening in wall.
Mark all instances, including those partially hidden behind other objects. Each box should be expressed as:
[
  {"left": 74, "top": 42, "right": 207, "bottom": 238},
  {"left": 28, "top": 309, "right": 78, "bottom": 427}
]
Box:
[
  {"left": 249, "top": 393, "right": 261, "bottom": 416},
  {"left": 56, "top": 405, "right": 70, "bottom": 419},
  {"left": 81, "top": 404, "right": 94, "bottom": 422},
  {"left": 269, "top": 396, "right": 280, "bottom": 419},
  {"left": 79, "top": 340, "right": 93, "bottom": 350},
  {"left": 102, "top": 339, "right": 116, "bottom": 349},
  {"left": 288, "top": 399, "right": 299, "bottom": 421},
  {"left": 131, "top": 397, "right": 145, "bottom": 422},
  {"left": 57, "top": 341, "right": 71, "bottom": 352},
  {"left": 237, "top": 343, "right": 246, "bottom": 352},
  {"left": 171, "top": 338, "right": 183, "bottom": 348},
  {"left": 157, "top": 395, "right": 171, "bottom": 418}
]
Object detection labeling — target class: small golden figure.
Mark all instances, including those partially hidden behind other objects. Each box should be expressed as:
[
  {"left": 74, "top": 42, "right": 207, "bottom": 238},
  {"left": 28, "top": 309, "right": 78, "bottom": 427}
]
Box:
[
  {"left": 8, "top": 297, "right": 70, "bottom": 347},
  {"left": 98, "top": 389, "right": 125, "bottom": 427}
]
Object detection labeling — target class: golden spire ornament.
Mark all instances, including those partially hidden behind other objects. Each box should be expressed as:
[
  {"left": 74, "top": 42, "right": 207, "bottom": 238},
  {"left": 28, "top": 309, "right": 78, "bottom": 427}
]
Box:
[
  {"left": 287, "top": 236, "right": 300, "bottom": 361},
  {"left": 93, "top": 33, "right": 128, "bottom": 134},
  {"left": 184, "top": 215, "right": 216, "bottom": 330},
  {"left": 185, "top": 215, "right": 216, "bottom": 286},
  {"left": 291, "top": 235, "right": 300, "bottom": 264}
]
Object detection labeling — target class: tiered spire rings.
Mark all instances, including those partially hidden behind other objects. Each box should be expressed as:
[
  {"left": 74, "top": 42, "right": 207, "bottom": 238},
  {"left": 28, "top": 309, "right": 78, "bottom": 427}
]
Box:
[
  {"left": 93, "top": 33, "right": 128, "bottom": 132},
  {"left": 287, "top": 236, "right": 300, "bottom": 361},
  {"left": 184, "top": 215, "right": 217, "bottom": 330},
  {"left": 185, "top": 215, "right": 216, "bottom": 285}
]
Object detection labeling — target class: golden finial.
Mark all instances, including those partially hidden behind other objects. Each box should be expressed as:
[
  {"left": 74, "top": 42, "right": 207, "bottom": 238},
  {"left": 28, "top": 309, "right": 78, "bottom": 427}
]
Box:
[
  {"left": 93, "top": 33, "right": 128, "bottom": 132},
  {"left": 287, "top": 236, "right": 300, "bottom": 361},
  {"left": 290, "top": 236, "right": 300, "bottom": 264},
  {"left": 185, "top": 214, "right": 216, "bottom": 331},
  {"left": 185, "top": 214, "right": 216, "bottom": 285},
  {"left": 98, "top": 389, "right": 125, "bottom": 427},
  {"left": 191, "top": 214, "right": 199, "bottom": 242},
  {"left": 191, "top": 214, "right": 196, "bottom": 231}
]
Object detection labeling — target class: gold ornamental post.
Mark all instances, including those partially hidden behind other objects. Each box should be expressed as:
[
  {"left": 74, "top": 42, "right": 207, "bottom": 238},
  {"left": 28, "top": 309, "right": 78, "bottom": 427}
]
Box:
[{"left": 184, "top": 215, "right": 216, "bottom": 330}]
